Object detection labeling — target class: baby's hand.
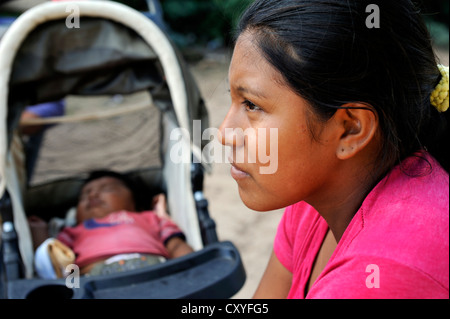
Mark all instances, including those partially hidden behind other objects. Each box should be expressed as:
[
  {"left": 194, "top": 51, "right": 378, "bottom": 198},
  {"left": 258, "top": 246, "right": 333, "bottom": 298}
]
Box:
[{"left": 153, "top": 194, "right": 170, "bottom": 219}]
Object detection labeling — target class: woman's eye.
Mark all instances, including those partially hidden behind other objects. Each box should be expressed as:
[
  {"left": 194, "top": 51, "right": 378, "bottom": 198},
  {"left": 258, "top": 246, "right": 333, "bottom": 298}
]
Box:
[{"left": 243, "top": 100, "right": 261, "bottom": 112}]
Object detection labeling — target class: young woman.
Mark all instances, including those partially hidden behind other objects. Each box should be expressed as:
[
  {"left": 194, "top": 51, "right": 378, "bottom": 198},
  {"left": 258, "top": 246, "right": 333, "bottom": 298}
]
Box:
[{"left": 219, "top": 0, "right": 449, "bottom": 299}]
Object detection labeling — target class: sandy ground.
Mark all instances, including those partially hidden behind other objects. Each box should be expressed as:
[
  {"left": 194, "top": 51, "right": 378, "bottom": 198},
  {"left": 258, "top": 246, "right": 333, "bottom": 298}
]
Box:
[{"left": 188, "top": 47, "right": 449, "bottom": 299}]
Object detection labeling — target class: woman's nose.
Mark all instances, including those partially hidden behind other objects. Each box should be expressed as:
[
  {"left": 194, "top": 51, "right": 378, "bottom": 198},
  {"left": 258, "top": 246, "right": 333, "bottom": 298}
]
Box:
[{"left": 218, "top": 106, "right": 245, "bottom": 148}]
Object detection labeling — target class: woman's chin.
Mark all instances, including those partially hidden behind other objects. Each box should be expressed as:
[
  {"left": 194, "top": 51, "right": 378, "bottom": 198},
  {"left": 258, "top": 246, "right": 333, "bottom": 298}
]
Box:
[{"left": 238, "top": 189, "right": 283, "bottom": 212}]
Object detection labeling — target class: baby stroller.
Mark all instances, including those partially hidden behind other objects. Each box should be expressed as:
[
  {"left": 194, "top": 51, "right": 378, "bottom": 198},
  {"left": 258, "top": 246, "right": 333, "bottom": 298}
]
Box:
[{"left": 0, "top": 0, "right": 245, "bottom": 299}]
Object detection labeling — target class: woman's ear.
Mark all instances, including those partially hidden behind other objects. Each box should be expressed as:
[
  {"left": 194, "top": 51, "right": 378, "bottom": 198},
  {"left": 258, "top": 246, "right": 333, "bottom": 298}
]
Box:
[{"left": 334, "top": 104, "right": 379, "bottom": 160}]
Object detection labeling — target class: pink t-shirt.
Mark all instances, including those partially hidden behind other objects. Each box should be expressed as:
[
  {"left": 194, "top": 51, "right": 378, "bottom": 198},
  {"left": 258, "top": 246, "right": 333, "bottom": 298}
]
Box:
[
  {"left": 275, "top": 153, "right": 449, "bottom": 299},
  {"left": 57, "top": 210, "right": 184, "bottom": 268}
]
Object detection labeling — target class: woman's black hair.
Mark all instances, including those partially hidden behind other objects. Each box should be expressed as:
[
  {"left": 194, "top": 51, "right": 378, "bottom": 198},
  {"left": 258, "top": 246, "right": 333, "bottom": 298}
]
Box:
[
  {"left": 236, "top": 0, "right": 449, "bottom": 176},
  {"left": 83, "top": 170, "right": 150, "bottom": 211}
]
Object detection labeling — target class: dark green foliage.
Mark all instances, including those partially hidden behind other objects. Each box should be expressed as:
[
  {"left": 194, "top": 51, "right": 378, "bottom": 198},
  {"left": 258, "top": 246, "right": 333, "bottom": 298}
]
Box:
[{"left": 160, "top": 0, "right": 253, "bottom": 47}]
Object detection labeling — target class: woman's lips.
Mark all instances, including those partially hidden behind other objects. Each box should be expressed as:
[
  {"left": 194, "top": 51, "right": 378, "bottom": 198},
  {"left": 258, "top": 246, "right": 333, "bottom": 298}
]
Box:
[{"left": 230, "top": 162, "right": 250, "bottom": 180}]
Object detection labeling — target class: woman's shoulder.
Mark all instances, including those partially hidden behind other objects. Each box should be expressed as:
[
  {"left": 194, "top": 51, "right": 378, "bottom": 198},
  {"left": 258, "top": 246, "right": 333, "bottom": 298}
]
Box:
[
  {"left": 362, "top": 152, "right": 448, "bottom": 220},
  {"left": 310, "top": 254, "right": 449, "bottom": 299},
  {"left": 335, "top": 154, "right": 449, "bottom": 294}
]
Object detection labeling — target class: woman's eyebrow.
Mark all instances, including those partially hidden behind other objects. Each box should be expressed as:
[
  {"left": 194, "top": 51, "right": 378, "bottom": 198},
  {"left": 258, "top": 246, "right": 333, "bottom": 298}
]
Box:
[{"left": 236, "top": 85, "right": 268, "bottom": 99}]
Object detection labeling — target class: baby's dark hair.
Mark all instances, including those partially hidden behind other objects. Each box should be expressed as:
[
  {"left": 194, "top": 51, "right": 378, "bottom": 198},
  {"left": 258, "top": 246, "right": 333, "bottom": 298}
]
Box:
[
  {"left": 83, "top": 170, "right": 149, "bottom": 211},
  {"left": 237, "top": 0, "right": 449, "bottom": 176}
]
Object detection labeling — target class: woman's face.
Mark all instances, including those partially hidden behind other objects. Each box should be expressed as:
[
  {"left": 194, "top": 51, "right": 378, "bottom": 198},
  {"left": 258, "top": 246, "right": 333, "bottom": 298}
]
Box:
[
  {"left": 219, "top": 32, "right": 340, "bottom": 211},
  {"left": 76, "top": 176, "right": 136, "bottom": 223}
]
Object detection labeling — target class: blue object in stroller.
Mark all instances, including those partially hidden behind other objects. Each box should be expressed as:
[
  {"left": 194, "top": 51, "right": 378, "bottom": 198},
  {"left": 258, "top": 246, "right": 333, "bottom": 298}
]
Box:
[{"left": 0, "top": 1, "right": 245, "bottom": 299}]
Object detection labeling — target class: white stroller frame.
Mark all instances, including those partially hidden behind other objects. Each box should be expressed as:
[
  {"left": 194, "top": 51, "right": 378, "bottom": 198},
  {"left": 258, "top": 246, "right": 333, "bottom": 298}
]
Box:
[{"left": 0, "top": 1, "right": 215, "bottom": 285}]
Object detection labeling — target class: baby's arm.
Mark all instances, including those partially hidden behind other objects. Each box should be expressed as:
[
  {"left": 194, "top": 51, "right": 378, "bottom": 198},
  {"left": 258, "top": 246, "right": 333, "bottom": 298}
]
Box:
[
  {"left": 165, "top": 237, "right": 194, "bottom": 259},
  {"left": 28, "top": 216, "right": 50, "bottom": 250},
  {"left": 154, "top": 193, "right": 194, "bottom": 258}
]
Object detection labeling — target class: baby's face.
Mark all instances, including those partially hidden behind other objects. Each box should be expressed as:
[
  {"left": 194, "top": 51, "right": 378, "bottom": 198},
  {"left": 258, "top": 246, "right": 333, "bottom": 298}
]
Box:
[{"left": 76, "top": 176, "right": 136, "bottom": 223}]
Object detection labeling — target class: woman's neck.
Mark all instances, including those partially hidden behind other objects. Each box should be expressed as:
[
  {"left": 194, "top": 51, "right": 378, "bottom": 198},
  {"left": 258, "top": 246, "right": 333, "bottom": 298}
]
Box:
[{"left": 308, "top": 160, "right": 381, "bottom": 242}]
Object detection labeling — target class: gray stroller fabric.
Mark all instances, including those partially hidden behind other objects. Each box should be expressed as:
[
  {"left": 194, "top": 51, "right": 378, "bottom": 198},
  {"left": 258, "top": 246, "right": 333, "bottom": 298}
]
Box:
[{"left": 7, "top": 17, "right": 209, "bottom": 147}]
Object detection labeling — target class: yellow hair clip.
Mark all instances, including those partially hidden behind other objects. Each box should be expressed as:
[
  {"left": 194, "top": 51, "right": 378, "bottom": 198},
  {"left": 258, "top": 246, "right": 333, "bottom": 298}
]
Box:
[{"left": 431, "top": 64, "right": 449, "bottom": 113}]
